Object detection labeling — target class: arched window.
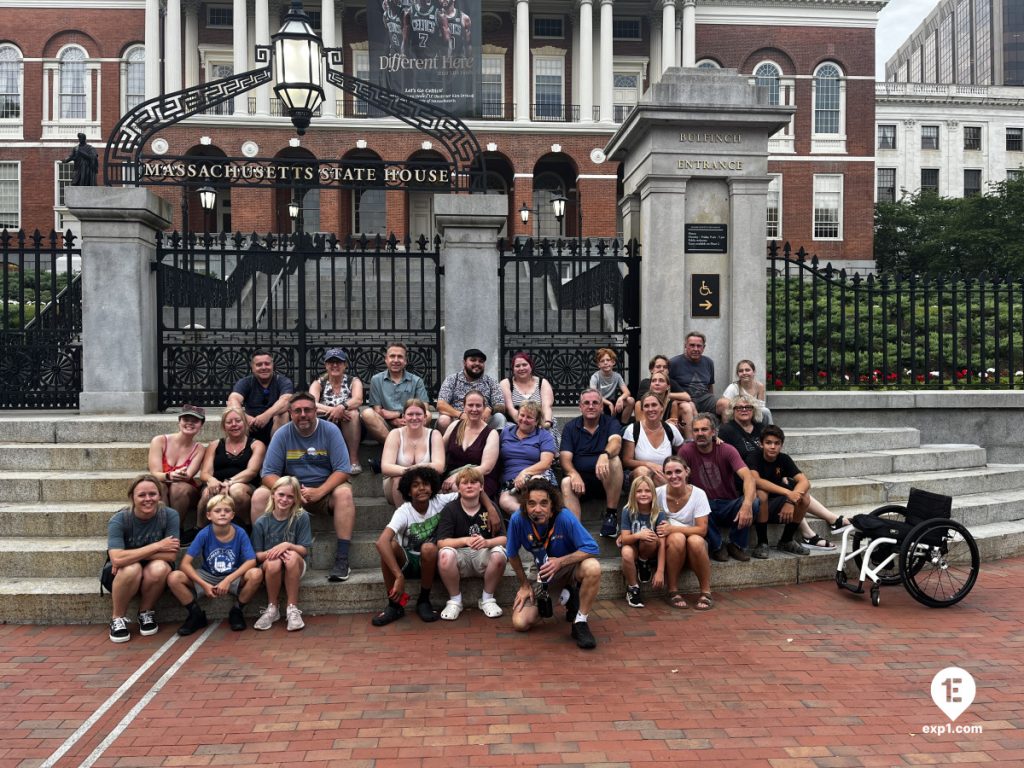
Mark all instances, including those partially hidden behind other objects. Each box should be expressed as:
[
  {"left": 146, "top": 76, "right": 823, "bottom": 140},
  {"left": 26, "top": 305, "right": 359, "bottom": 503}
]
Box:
[
  {"left": 59, "top": 47, "right": 87, "bottom": 119},
  {"left": 532, "top": 172, "right": 566, "bottom": 239},
  {"left": 812, "top": 62, "right": 846, "bottom": 153},
  {"left": 813, "top": 62, "right": 841, "bottom": 135},
  {"left": 124, "top": 46, "right": 145, "bottom": 112},
  {"left": 754, "top": 62, "right": 780, "bottom": 106},
  {"left": 0, "top": 45, "right": 22, "bottom": 122},
  {"left": 695, "top": 59, "right": 720, "bottom": 70}
]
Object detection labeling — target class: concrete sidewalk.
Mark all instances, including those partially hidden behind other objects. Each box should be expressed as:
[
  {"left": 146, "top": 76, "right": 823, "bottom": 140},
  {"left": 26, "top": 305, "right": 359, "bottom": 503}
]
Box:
[{"left": 1, "top": 558, "right": 1021, "bottom": 767}]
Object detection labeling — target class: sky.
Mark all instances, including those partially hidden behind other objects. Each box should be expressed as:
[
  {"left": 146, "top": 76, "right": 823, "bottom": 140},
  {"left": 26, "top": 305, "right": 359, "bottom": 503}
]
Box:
[{"left": 875, "top": 0, "right": 942, "bottom": 79}]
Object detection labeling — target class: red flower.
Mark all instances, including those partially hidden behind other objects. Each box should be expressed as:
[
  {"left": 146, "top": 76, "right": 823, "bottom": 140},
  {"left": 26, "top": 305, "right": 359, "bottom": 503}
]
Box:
[
  {"left": 887, "top": 372, "right": 897, "bottom": 381},
  {"left": 957, "top": 369, "right": 968, "bottom": 379},
  {"left": 916, "top": 374, "right": 925, "bottom": 383},
  {"left": 774, "top": 379, "right": 784, "bottom": 389},
  {"left": 818, "top": 370, "right": 827, "bottom": 378}
]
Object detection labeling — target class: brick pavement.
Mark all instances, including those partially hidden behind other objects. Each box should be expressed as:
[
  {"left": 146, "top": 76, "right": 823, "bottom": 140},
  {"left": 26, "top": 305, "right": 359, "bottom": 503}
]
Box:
[{"left": 1, "top": 558, "right": 1021, "bottom": 767}]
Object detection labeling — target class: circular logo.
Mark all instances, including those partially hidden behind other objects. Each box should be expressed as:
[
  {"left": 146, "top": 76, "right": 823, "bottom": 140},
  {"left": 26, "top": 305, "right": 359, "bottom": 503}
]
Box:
[
  {"left": 590, "top": 148, "right": 606, "bottom": 164},
  {"left": 241, "top": 140, "right": 260, "bottom": 158},
  {"left": 151, "top": 138, "right": 169, "bottom": 155}
]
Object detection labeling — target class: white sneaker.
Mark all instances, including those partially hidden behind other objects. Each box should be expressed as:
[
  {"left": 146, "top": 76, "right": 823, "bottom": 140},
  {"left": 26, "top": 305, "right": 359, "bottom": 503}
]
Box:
[
  {"left": 253, "top": 603, "right": 280, "bottom": 631},
  {"left": 350, "top": 463, "right": 363, "bottom": 476},
  {"left": 286, "top": 604, "right": 305, "bottom": 631},
  {"left": 478, "top": 598, "right": 503, "bottom": 618}
]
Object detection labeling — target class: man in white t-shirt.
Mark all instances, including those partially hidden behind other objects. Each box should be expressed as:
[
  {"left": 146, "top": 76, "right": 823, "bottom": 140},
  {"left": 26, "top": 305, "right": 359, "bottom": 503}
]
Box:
[{"left": 372, "top": 466, "right": 456, "bottom": 625}]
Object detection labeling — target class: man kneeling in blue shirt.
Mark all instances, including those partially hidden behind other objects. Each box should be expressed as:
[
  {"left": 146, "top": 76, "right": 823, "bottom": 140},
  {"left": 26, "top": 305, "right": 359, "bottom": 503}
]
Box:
[{"left": 506, "top": 478, "right": 601, "bottom": 649}]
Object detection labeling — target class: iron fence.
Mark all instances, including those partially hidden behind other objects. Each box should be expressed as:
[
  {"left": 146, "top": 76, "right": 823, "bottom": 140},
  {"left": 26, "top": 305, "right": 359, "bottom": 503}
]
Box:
[
  {"left": 499, "top": 237, "right": 640, "bottom": 405},
  {"left": 0, "top": 229, "right": 82, "bottom": 408},
  {"left": 156, "top": 230, "right": 443, "bottom": 410},
  {"left": 768, "top": 241, "right": 1024, "bottom": 389}
]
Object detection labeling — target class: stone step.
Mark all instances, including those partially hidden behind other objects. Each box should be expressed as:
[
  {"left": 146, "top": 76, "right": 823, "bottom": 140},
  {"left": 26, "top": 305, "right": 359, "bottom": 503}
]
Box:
[
  {"left": 778, "top": 427, "right": 922, "bottom": 455},
  {"left": 1, "top": 517, "right": 1018, "bottom": 625},
  {"left": 795, "top": 444, "right": 987, "bottom": 479},
  {"left": 0, "top": 443, "right": 151, "bottom": 471},
  {"left": 809, "top": 464, "right": 1024, "bottom": 508}
]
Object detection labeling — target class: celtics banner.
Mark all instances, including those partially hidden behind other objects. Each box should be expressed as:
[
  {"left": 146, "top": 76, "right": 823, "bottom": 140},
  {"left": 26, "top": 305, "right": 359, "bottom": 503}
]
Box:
[{"left": 369, "top": 0, "right": 481, "bottom": 116}]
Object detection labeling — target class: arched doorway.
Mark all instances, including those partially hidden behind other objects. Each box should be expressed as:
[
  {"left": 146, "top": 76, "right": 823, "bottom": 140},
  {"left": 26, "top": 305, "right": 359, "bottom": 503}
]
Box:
[
  {"left": 272, "top": 147, "right": 319, "bottom": 234},
  {"left": 182, "top": 144, "right": 230, "bottom": 233},
  {"left": 405, "top": 149, "right": 449, "bottom": 240},
  {"left": 531, "top": 154, "right": 577, "bottom": 240}
]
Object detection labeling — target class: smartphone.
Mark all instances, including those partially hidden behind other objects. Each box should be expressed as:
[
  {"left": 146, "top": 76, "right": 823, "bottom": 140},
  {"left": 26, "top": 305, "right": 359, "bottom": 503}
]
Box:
[{"left": 397, "top": 592, "right": 410, "bottom": 607}]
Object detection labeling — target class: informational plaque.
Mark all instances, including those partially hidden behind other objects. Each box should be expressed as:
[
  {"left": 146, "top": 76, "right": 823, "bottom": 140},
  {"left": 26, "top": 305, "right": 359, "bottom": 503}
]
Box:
[{"left": 685, "top": 224, "right": 728, "bottom": 253}]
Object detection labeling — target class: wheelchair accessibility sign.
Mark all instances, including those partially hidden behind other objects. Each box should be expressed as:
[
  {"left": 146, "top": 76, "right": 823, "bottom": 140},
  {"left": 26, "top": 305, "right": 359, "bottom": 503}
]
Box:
[{"left": 922, "top": 667, "right": 982, "bottom": 735}]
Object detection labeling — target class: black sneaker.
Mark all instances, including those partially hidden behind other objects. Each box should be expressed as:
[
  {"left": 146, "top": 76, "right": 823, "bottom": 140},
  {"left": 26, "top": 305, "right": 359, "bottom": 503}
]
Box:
[
  {"left": 228, "top": 606, "right": 246, "bottom": 631},
  {"left": 571, "top": 621, "right": 597, "bottom": 649},
  {"left": 367, "top": 458, "right": 382, "bottom": 475},
  {"left": 416, "top": 599, "right": 438, "bottom": 623},
  {"left": 180, "top": 528, "right": 199, "bottom": 547},
  {"left": 109, "top": 616, "right": 130, "bottom": 643},
  {"left": 371, "top": 601, "right": 405, "bottom": 627},
  {"left": 328, "top": 557, "right": 351, "bottom": 582},
  {"left": 137, "top": 610, "right": 158, "bottom": 636},
  {"left": 636, "top": 558, "right": 653, "bottom": 584},
  {"left": 564, "top": 584, "right": 579, "bottom": 623},
  {"left": 177, "top": 606, "right": 208, "bottom": 637},
  {"left": 626, "top": 585, "right": 644, "bottom": 608},
  {"left": 599, "top": 512, "right": 618, "bottom": 538}
]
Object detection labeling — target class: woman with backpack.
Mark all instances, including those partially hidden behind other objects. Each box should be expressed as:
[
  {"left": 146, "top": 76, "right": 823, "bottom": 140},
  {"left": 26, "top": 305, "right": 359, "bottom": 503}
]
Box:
[{"left": 621, "top": 392, "right": 685, "bottom": 486}]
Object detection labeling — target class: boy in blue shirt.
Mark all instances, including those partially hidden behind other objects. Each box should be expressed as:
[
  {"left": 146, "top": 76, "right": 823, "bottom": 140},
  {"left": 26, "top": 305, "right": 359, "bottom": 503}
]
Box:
[
  {"left": 506, "top": 478, "right": 602, "bottom": 649},
  {"left": 167, "top": 494, "right": 259, "bottom": 635}
]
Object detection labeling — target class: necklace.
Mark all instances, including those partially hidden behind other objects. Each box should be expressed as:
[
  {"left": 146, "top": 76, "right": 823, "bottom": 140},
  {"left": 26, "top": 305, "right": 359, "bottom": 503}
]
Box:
[{"left": 666, "top": 483, "right": 691, "bottom": 511}]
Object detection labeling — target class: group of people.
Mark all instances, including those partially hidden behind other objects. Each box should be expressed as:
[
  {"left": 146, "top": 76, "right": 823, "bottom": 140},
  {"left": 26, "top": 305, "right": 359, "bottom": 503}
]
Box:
[{"left": 105, "top": 333, "right": 845, "bottom": 651}]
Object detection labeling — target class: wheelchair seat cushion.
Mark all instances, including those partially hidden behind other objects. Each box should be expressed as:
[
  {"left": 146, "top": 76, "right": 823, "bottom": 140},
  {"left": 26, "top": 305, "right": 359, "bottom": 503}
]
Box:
[{"left": 851, "top": 513, "right": 913, "bottom": 542}]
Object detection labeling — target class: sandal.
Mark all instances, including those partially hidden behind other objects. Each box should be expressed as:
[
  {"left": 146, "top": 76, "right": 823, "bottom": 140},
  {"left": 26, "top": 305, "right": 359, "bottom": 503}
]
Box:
[
  {"left": 801, "top": 534, "right": 836, "bottom": 551},
  {"left": 371, "top": 602, "right": 405, "bottom": 626},
  {"left": 668, "top": 592, "right": 688, "bottom": 609},
  {"left": 694, "top": 592, "right": 714, "bottom": 611},
  {"left": 830, "top": 516, "right": 851, "bottom": 531}
]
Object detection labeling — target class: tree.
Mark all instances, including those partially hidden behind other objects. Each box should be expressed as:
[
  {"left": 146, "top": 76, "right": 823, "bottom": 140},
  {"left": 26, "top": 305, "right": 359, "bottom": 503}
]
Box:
[{"left": 874, "top": 175, "right": 1024, "bottom": 276}]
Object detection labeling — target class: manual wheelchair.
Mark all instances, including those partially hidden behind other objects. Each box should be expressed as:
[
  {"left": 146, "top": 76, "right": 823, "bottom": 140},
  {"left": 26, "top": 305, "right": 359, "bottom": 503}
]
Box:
[{"left": 833, "top": 487, "right": 980, "bottom": 608}]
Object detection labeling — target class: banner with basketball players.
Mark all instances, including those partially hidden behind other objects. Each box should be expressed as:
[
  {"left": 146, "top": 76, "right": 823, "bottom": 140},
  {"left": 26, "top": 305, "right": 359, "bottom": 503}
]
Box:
[{"left": 369, "top": 0, "right": 482, "bottom": 117}]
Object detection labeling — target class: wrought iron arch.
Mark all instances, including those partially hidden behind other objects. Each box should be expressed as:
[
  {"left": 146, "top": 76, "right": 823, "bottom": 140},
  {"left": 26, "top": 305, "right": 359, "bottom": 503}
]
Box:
[{"left": 103, "top": 46, "right": 484, "bottom": 192}]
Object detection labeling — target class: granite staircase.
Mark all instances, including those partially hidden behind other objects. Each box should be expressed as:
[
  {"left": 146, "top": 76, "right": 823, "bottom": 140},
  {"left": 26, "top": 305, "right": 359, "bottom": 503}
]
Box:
[{"left": 1, "top": 414, "right": 1023, "bottom": 624}]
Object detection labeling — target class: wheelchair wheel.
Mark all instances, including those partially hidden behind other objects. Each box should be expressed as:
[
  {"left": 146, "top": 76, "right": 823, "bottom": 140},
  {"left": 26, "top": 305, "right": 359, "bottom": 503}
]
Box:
[
  {"left": 853, "top": 505, "right": 906, "bottom": 586},
  {"left": 899, "top": 519, "right": 979, "bottom": 608}
]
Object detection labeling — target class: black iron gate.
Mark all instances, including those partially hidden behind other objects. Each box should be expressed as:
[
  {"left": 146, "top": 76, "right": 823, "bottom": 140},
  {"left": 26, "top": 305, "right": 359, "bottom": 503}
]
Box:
[
  {"left": 156, "top": 231, "right": 443, "bottom": 409},
  {"left": 0, "top": 229, "right": 82, "bottom": 408},
  {"left": 498, "top": 238, "right": 641, "bottom": 405}
]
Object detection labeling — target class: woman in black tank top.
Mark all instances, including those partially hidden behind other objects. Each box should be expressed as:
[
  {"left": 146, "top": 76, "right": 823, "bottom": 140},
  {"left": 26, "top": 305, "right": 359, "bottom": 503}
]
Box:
[{"left": 195, "top": 407, "right": 266, "bottom": 533}]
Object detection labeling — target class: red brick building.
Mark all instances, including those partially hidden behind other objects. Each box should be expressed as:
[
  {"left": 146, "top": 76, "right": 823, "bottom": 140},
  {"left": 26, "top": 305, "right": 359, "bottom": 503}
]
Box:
[{"left": 0, "top": 0, "right": 882, "bottom": 263}]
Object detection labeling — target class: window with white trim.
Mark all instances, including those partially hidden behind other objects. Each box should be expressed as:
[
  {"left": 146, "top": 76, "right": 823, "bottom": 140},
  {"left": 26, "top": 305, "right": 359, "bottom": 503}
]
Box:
[
  {"left": 123, "top": 45, "right": 145, "bottom": 113},
  {"left": 695, "top": 59, "right": 720, "bottom": 69},
  {"left": 964, "top": 126, "right": 982, "bottom": 151},
  {"left": 920, "top": 168, "right": 939, "bottom": 192},
  {"left": 0, "top": 161, "right": 19, "bottom": 230},
  {"left": 1007, "top": 169, "right": 1023, "bottom": 181},
  {"left": 766, "top": 174, "right": 781, "bottom": 240},
  {"left": 876, "top": 168, "right": 896, "bottom": 203},
  {"left": 754, "top": 62, "right": 780, "bottom": 105},
  {"left": 812, "top": 62, "right": 846, "bottom": 153},
  {"left": 54, "top": 160, "right": 74, "bottom": 231},
  {"left": 59, "top": 47, "right": 87, "bottom": 119},
  {"left": 533, "top": 55, "right": 564, "bottom": 120},
  {"left": 353, "top": 188, "right": 385, "bottom": 235},
  {"left": 921, "top": 124, "right": 939, "bottom": 150},
  {"left": 812, "top": 174, "right": 842, "bottom": 240},
  {"left": 481, "top": 54, "right": 504, "bottom": 118},
  {"left": 1007, "top": 127, "right": 1023, "bottom": 152},
  {"left": 0, "top": 45, "right": 22, "bottom": 124},
  {"left": 354, "top": 49, "right": 369, "bottom": 115}
]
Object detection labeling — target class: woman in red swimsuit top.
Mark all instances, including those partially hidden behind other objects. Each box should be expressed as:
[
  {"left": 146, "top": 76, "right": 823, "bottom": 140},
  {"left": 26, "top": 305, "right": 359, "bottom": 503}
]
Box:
[{"left": 147, "top": 404, "right": 207, "bottom": 528}]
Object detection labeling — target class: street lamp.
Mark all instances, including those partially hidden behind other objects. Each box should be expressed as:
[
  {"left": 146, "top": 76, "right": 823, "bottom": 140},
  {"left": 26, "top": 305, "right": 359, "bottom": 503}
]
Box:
[
  {"left": 198, "top": 186, "right": 216, "bottom": 233},
  {"left": 272, "top": 0, "right": 325, "bottom": 136},
  {"left": 551, "top": 194, "right": 567, "bottom": 225},
  {"left": 519, "top": 202, "right": 531, "bottom": 224}
]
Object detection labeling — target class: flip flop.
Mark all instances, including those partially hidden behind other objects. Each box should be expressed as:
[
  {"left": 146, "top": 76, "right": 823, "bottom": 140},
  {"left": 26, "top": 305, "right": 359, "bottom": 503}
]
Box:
[
  {"left": 694, "top": 592, "right": 714, "bottom": 611},
  {"left": 802, "top": 534, "right": 836, "bottom": 551},
  {"left": 668, "top": 592, "right": 688, "bottom": 609}
]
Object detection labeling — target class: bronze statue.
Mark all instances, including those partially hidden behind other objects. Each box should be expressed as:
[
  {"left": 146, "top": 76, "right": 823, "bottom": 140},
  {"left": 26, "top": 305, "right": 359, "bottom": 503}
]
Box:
[{"left": 65, "top": 132, "right": 98, "bottom": 186}]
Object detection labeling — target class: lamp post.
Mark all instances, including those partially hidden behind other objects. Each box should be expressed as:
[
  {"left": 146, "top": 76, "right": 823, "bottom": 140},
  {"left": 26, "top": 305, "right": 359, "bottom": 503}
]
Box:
[
  {"left": 198, "top": 186, "right": 216, "bottom": 234},
  {"left": 272, "top": 0, "right": 325, "bottom": 135},
  {"left": 550, "top": 192, "right": 583, "bottom": 253}
]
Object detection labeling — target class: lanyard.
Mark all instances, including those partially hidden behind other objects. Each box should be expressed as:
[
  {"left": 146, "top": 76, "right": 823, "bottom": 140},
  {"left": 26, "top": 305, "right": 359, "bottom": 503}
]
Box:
[{"left": 529, "top": 519, "right": 555, "bottom": 552}]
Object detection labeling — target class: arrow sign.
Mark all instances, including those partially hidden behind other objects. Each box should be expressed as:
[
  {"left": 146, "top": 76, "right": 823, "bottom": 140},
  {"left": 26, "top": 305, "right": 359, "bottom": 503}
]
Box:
[{"left": 691, "top": 274, "right": 720, "bottom": 318}]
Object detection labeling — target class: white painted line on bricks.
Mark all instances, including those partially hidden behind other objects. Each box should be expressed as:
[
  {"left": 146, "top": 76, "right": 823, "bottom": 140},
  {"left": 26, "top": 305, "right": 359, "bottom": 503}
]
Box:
[
  {"left": 40, "top": 632, "right": 182, "bottom": 768},
  {"left": 77, "top": 621, "right": 219, "bottom": 768}
]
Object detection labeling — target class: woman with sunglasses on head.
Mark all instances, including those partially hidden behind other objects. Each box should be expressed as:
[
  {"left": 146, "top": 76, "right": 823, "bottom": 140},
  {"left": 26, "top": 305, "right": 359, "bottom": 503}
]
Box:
[
  {"left": 309, "top": 347, "right": 364, "bottom": 475},
  {"left": 718, "top": 394, "right": 765, "bottom": 460},
  {"left": 721, "top": 359, "right": 772, "bottom": 424}
]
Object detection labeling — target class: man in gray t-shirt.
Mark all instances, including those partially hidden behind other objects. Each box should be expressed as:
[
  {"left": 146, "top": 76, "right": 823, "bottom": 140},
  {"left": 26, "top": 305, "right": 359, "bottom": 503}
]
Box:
[{"left": 668, "top": 332, "right": 723, "bottom": 417}]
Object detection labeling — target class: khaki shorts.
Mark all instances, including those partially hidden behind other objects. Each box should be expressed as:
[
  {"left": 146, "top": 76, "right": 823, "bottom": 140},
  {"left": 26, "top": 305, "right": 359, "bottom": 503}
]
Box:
[
  {"left": 533, "top": 561, "right": 579, "bottom": 594},
  {"left": 443, "top": 545, "right": 507, "bottom": 578},
  {"left": 300, "top": 482, "right": 351, "bottom": 516}
]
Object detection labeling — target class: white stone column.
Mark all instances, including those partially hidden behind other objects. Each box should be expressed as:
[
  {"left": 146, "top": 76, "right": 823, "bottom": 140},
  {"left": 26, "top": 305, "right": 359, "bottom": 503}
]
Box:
[
  {"left": 435, "top": 195, "right": 508, "bottom": 373},
  {"left": 320, "top": 0, "right": 336, "bottom": 116},
  {"left": 675, "top": 18, "right": 681, "bottom": 67},
  {"left": 599, "top": 0, "right": 613, "bottom": 121},
  {"left": 145, "top": 0, "right": 161, "bottom": 99},
  {"left": 661, "top": 0, "right": 676, "bottom": 75},
  {"left": 255, "top": 0, "right": 271, "bottom": 115},
  {"left": 66, "top": 188, "right": 173, "bottom": 414},
  {"left": 515, "top": 0, "right": 530, "bottom": 121},
  {"left": 637, "top": 175, "right": 687, "bottom": 359},
  {"left": 184, "top": 0, "right": 199, "bottom": 87},
  {"left": 650, "top": 15, "right": 662, "bottom": 83},
  {"left": 165, "top": 0, "right": 182, "bottom": 93},
  {"left": 726, "top": 176, "right": 773, "bottom": 378},
  {"left": 681, "top": 0, "right": 696, "bottom": 67},
  {"left": 233, "top": 0, "right": 249, "bottom": 114},
  {"left": 579, "top": 0, "right": 594, "bottom": 122}
]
